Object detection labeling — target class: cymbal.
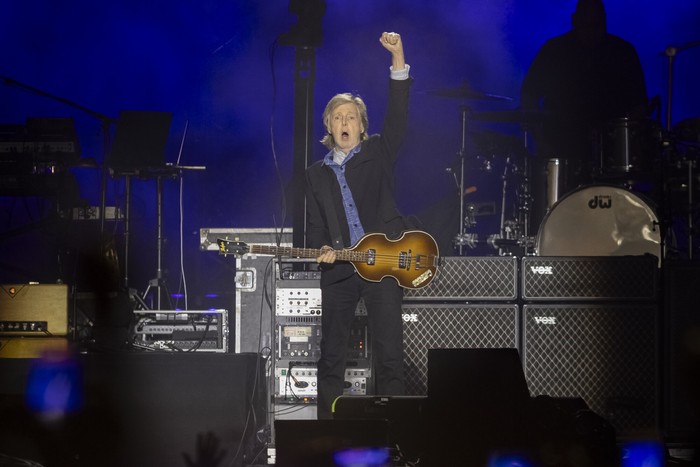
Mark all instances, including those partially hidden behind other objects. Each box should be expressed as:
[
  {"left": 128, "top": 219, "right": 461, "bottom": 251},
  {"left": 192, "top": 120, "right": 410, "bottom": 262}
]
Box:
[
  {"left": 422, "top": 82, "right": 512, "bottom": 101},
  {"left": 471, "top": 109, "right": 556, "bottom": 124}
]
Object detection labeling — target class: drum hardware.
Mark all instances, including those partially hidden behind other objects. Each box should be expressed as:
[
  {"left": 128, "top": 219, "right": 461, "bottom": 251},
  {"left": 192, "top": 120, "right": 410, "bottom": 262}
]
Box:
[
  {"left": 545, "top": 158, "right": 560, "bottom": 210},
  {"left": 453, "top": 232, "right": 479, "bottom": 249},
  {"left": 668, "top": 157, "right": 697, "bottom": 258},
  {"left": 453, "top": 232, "right": 535, "bottom": 253},
  {"left": 660, "top": 39, "right": 700, "bottom": 259},
  {"left": 513, "top": 160, "right": 533, "bottom": 237},
  {"left": 593, "top": 117, "right": 662, "bottom": 177},
  {"left": 462, "top": 201, "right": 498, "bottom": 226},
  {"left": 424, "top": 82, "right": 514, "bottom": 255},
  {"left": 661, "top": 40, "right": 700, "bottom": 132},
  {"left": 464, "top": 203, "right": 477, "bottom": 230},
  {"left": 502, "top": 219, "right": 523, "bottom": 241},
  {"left": 498, "top": 156, "right": 511, "bottom": 242}
]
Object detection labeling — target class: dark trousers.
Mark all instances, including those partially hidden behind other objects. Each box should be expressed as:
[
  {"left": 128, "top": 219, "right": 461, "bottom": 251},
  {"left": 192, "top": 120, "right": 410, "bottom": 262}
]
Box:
[{"left": 316, "top": 274, "right": 405, "bottom": 419}]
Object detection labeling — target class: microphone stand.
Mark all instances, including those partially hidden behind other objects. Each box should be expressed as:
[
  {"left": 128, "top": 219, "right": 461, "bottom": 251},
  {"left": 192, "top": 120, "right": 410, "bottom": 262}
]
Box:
[
  {"left": 136, "top": 164, "right": 205, "bottom": 310},
  {"left": 457, "top": 105, "right": 470, "bottom": 256}
]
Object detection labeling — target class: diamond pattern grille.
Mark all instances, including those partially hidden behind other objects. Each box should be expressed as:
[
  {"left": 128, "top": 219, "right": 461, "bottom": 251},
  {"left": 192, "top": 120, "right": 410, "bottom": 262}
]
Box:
[
  {"left": 404, "top": 256, "right": 517, "bottom": 301},
  {"left": 522, "top": 256, "right": 658, "bottom": 300},
  {"left": 523, "top": 304, "right": 657, "bottom": 435},
  {"left": 402, "top": 304, "right": 518, "bottom": 395}
]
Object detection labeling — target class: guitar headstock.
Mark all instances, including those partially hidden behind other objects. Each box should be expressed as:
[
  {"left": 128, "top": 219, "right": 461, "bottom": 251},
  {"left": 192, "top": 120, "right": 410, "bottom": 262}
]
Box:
[{"left": 217, "top": 238, "right": 250, "bottom": 256}]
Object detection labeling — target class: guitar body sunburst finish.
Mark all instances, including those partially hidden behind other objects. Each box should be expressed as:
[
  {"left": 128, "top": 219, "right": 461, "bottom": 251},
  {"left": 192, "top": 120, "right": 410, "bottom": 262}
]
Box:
[{"left": 348, "top": 231, "right": 439, "bottom": 289}]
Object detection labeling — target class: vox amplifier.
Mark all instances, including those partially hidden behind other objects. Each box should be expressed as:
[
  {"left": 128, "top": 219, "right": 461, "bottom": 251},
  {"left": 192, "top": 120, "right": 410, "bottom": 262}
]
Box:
[
  {"left": 521, "top": 255, "right": 658, "bottom": 301},
  {"left": 523, "top": 303, "right": 658, "bottom": 436},
  {"left": 403, "top": 256, "right": 517, "bottom": 301},
  {"left": 402, "top": 303, "right": 519, "bottom": 395}
]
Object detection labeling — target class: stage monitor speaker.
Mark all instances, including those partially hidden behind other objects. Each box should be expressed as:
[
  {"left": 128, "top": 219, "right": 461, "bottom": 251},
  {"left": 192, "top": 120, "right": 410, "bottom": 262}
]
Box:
[
  {"left": 75, "top": 353, "right": 266, "bottom": 467},
  {"left": 663, "top": 260, "right": 700, "bottom": 440},
  {"left": 403, "top": 256, "right": 517, "bottom": 301},
  {"left": 522, "top": 256, "right": 658, "bottom": 301},
  {"left": 402, "top": 303, "right": 519, "bottom": 395},
  {"left": 424, "top": 348, "right": 533, "bottom": 466},
  {"left": 523, "top": 304, "right": 658, "bottom": 437}
]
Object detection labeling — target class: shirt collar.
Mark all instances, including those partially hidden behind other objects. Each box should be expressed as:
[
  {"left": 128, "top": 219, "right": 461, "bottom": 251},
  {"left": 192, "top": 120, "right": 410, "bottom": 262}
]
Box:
[{"left": 323, "top": 144, "right": 361, "bottom": 166}]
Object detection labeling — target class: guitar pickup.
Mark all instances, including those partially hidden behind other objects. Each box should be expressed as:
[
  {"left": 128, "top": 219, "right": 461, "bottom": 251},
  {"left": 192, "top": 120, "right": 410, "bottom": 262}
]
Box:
[
  {"left": 367, "top": 249, "right": 376, "bottom": 265},
  {"left": 398, "top": 251, "right": 410, "bottom": 270}
]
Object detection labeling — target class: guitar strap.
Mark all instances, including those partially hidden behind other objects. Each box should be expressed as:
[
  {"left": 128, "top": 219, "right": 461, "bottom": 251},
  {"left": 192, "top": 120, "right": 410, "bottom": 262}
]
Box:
[{"left": 321, "top": 168, "right": 344, "bottom": 250}]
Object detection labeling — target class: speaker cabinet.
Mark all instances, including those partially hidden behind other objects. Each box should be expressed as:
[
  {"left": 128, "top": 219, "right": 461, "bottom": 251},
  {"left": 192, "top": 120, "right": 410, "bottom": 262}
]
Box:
[
  {"left": 523, "top": 304, "right": 658, "bottom": 436},
  {"left": 0, "top": 284, "right": 69, "bottom": 336},
  {"left": 403, "top": 256, "right": 517, "bottom": 301},
  {"left": 402, "top": 304, "right": 519, "bottom": 395},
  {"left": 522, "top": 256, "right": 658, "bottom": 301},
  {"left": 663, "top": 260, "right": 700, "bottom": 440}
]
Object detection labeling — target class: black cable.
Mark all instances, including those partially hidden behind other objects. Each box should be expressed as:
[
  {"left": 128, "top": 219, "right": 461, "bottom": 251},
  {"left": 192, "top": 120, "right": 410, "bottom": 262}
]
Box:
[{"left": 185, "top": 313, "right": 213, "bottom": 352}]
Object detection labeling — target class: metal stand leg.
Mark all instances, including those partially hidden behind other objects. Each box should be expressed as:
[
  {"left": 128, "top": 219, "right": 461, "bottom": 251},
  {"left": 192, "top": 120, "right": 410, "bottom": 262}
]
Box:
[
  {"left": 457, "top": 106, "right": 470, "bottom": 256},
  {"left": 140, "top": 175, "right": 172, "bottom": 310}
]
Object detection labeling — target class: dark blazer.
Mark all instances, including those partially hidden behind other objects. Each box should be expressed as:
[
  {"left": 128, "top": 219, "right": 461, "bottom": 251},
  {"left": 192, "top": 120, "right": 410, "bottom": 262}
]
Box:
[{"left": 305, "top": 77, "right": 412, "bottom": 286}]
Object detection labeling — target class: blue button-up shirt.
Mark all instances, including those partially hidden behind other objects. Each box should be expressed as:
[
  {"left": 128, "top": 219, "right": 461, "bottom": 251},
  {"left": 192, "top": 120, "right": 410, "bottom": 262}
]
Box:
[{"left": 323, "top": 145, "right": 365, "bottom": 245}]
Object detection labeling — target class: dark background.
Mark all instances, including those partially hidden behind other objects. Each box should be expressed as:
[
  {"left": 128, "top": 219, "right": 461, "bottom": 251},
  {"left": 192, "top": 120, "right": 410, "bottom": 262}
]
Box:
[{"left": 1, "top": 0, "right": 699, "bottom": 306}]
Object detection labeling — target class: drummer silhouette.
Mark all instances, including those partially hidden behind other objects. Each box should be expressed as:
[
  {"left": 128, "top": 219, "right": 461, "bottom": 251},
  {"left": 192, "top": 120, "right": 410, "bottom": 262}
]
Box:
[{"left": 521, "top": 0, "right": 650, "bottom": 230}]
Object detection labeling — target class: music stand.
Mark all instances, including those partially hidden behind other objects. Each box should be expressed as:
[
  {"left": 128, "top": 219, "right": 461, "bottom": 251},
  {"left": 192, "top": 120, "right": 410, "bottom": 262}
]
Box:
[{"left": 107, "top": 110, "right": 173, "bottom": 310}]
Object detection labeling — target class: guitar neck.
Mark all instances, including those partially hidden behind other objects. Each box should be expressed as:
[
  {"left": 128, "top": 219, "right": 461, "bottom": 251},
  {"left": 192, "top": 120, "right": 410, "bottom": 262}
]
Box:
[{"left": 248, "top": 245, "right": 366, "bottom": 262}]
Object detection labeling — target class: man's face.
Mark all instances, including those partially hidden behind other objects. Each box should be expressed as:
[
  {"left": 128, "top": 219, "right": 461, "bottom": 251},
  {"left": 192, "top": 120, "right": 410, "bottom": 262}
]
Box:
[{"left": 328, "top": 102, "right": 364, "bottom": 153}]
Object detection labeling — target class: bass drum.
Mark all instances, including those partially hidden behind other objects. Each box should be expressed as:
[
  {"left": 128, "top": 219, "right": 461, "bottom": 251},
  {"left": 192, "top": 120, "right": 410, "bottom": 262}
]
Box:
[{"left": 536, "top": 184, "right": 661, "bottom": 262}]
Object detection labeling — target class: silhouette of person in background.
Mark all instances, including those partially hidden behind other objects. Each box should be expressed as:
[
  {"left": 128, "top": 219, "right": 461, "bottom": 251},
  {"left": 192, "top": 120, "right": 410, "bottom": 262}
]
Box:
[{"left": 521, "top": 0, "right": 649, "bottom": 228}]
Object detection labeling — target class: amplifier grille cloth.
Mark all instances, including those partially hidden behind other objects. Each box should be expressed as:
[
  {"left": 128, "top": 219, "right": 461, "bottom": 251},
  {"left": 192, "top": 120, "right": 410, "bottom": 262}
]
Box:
[
  {"left": 402, "top": 304, "right": 518, "bottom": 395},
  {"left": 522, "top": 256, "right": 657, "bottom": 300},
  {"left": 523, "top": 304, "right": 657, "bottom": 435},
  {"left": 404, "top": 256, "right": 517, "bottom": 301}
]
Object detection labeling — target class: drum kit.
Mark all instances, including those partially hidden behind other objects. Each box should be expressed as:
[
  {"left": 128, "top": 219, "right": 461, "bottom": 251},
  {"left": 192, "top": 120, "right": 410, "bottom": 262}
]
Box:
[{"left": 422, "top": 81, "right": 700, "bottom": 262}]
